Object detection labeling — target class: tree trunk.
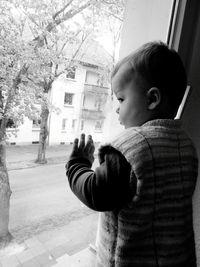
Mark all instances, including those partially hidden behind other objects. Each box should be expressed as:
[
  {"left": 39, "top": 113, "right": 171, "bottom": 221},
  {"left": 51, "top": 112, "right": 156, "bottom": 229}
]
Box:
[
  {"left": 0, "top": 132, "right": 12, "bottom": 248},
  {"left": 35, "top": 107, "right": 49, "bottom": 164},
  {"left": 0, "top": 130, "right": 25, "bottom": 256}
]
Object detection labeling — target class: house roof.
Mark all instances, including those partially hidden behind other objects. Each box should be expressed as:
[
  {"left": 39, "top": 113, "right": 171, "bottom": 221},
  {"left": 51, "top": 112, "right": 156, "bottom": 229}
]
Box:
[{"left": 63, "top": 38, "right": 113, "bottom": 69}]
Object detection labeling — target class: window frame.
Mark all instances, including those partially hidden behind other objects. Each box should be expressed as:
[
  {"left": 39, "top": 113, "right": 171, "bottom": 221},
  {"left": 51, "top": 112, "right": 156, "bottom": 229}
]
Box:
[
  {"left": 66, "top": 66, "right": 76, "bottom": 80},
  {"left": 64, "top": 92, "right": 74, "bottom": 106},
  {"left": 61, "top": 118, "right": 68, "bottom": 131},
  {"left": 94, "top": 120, "right": 104, "bottom": 132},
  {"left": 72, "top": 119, "right": 76, "bottom": 129},
  {"left": 80, "top": 120, "right": 84, "bottom": 131},
  {"left": 32, "top": 119, "right": 41, "bottom": 130}
]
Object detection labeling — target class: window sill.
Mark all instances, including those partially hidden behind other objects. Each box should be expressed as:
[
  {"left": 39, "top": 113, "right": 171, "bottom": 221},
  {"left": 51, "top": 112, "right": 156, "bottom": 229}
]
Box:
[
  {"left": 64, "top": 104, "right": 74, "bottom": 108},
  {"left": 65, "top": 78, "right": 76, "bottom": 82},
  {"left": 32, "top": 128, "right": 40, "bottom": 132},
  {"left": 6, "top": 128, "right": 19, "bottom": 132}
]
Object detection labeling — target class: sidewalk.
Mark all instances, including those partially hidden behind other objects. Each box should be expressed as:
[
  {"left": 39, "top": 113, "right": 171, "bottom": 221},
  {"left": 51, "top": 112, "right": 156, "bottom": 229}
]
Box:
[
  {"left": 6, "top": 144, "right": 74, "bottom": 171},
  {"left": 0, "top": 144, "right": 99, "bottom": 267},
  {"left": 0, "top": 213, "right": 98, "bottom": 267}
]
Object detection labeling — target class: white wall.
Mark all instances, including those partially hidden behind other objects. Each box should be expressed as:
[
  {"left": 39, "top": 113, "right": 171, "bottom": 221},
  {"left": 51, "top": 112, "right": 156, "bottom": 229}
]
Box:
[
  {"left": 119, "top": 0, "right": 173, "bottom": 59},
  {"left": 6, "top": 118, "right": 39, "bottom": 145},
  {"left": 105, "top": 0, "right": 174, "bottom": 141}
]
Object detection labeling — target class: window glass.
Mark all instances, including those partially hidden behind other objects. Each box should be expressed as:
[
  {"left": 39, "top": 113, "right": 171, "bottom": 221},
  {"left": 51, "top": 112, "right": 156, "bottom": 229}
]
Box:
[
  {"left": 64, "top": 93, "right": 74, "bottom": 105},
  {"left": 80, "top": 120, "right": 84, "bottom": 131},
  {"left": 85, "top": 71, "right": 99, "bottom": 85},
  {"left": 66, "top": 67, "right": 76, "bottom": 79},
  {"left": 62, "top": 119, "right": 67, "bottom": 131},
  {"left": 6, "top": 119, "right": 16, "bottom": 128},
  {"left": 95, "top": 120, "right": 104, "bottom": 131},
  {"left": 94, "top": 98, "right": 103, "bottom": 111},
  {"left": 72, "top": 119, "right": 76, "bottom": 129},
  {"left": 32, "top": 119, "right": 41, "bottom": 128},
  {"left": 1, "top": 0, "right": 176, "bottom": 266}
]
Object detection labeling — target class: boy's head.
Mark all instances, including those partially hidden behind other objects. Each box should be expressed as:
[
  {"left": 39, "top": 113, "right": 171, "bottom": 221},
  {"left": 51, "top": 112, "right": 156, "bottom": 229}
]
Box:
[{"left": 111, "top": 41, "right": 187, "bottom": 128}]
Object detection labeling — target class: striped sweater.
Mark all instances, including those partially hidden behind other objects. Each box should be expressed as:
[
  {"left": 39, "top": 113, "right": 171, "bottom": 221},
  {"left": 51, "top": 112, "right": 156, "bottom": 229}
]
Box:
[{"left": 96, "top": 119, "right": 198, "bottom": 267}]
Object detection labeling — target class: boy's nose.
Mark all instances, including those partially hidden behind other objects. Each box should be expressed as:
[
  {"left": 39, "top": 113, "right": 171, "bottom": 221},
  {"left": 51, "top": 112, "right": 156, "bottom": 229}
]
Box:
[{"left": 116, "top": 107, "right": 120, "bottom": 114}]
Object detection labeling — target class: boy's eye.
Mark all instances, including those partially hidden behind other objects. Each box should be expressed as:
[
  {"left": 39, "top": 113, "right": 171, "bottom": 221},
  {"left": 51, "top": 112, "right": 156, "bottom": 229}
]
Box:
[{"left": 118, "top": 98, "right": 123, "bottom": 103}]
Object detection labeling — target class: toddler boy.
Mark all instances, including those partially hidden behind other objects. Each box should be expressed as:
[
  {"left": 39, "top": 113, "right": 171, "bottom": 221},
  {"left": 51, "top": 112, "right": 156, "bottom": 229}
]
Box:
[{"left": 65, "top": 41, "right": 198, "bottom": 267}]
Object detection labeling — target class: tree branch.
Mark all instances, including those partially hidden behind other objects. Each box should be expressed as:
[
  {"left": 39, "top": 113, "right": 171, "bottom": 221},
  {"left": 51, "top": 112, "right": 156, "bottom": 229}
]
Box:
[
  {"left": 33, "top": 1, "right": 94, "bottom": 46},
  {"left": 52, "top": 0, "right": 74, "bottom": 20},
  {"left": 4, "top": 64, "right": 29, "bottom": 115},
  {"left": 106, "top": 10, "right": 123, "bottom": 21},
  {"left": 58, "top": 28, "right": 82, "bottom": 56},
  {"left": 54, "top": 1, "right": 93, "bottom": 27},
  {"left": 55, "top": 69, "right": 65, "bottom": 78},
  {"left": 55, "top": 30, "right": 90, "bottom": 77},
  {"left": 101, "top": 0, "right": 118, "bottom": 5},
  {"left": 54, "top": 64, "right": 59, "bottom": 77},
  {"left": 71, "top": 30, "right": 90, "bottom": 60},
  {"left": 16, "top": 1, "right": 96, "bottom": 90}
]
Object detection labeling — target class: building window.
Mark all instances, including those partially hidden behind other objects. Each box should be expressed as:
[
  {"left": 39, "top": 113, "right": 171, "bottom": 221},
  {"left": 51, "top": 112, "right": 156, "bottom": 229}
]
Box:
[
  {"left": 82, "top": 95, "right": 85, "bottom": 107},
  {"left": 62, "top": 119, "right": 67, "bottom": 131},
  {"left": 32, "top": 119, "right": 41, "bottom": 128},
  {"left": 95, "top": 120, "right": 103, "bottom": 131},
  {"left": 64, "top": 93, "right": 74, "bottom": 105},
  {"left": 6, "top": 119, "right": 16, "bottom": 128},
  {"left": 66, "top": 66, "right": 76, "bottom": 79},
  {"left": 72, "top": 119, "right": 76, "bottom": 129},
  {"left": 80, "top": 120, "right": 84, "bottom": 131},
  {"left": 94, "top": 99, "right": 102, "bottom": 111},
  {"left": 85, "top": 70, "right": 99, "bottom": 85}
]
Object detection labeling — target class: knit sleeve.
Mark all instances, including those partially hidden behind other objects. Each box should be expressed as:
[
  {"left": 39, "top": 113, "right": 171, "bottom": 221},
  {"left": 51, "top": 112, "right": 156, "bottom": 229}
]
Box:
[
  {"left": 111, "top": 128, "right": 154, "bottom": 202},
  {"left": 65, "top": 147, "right": 132, "bottom": 211}
]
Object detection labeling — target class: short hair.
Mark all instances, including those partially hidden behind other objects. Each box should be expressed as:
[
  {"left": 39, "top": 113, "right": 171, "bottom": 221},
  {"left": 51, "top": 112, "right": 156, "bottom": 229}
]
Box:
[{"left": 112, "top": 41, "right": 187, "bottom": 114}]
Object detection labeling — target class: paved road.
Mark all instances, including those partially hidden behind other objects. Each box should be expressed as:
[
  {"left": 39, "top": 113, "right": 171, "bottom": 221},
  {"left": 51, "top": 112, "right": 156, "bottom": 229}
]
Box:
[{"left": 8, "top": 163, "right": 97, "bottom": 243}]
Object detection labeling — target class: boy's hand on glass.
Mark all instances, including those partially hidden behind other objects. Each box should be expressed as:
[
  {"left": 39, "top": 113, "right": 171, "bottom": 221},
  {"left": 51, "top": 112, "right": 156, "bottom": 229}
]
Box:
[{"left": 70, "top": 133, "right": 95, "bottom": 165}]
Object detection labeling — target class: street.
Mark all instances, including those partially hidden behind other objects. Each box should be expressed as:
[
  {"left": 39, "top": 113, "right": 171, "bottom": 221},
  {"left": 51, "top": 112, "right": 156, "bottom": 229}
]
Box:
[{"left": 8, "top": 163, "right": 98, "bottom": 243}]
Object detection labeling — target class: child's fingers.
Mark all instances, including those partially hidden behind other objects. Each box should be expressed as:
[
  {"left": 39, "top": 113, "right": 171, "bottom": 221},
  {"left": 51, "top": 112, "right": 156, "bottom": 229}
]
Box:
[
  {"left": 85, "top": 135, "right": 94, "bottom": 150},
  {"left": 88, "top": 134, "right": 93, "bottom": 141},
  {"left": 79, "top": 133, "right": 85, "bottom": 149},
  {"left": 89, "top": 144, "right": 95, "bottom": 154},
  {"left": 88, "top": 135, "right": 94, "bottom": 146},
  {"left": 73, "top": 138, "right": 79, "bottom": 152},
  {"left": 86, "top": 140, "right": 95, "bottom": 151}
]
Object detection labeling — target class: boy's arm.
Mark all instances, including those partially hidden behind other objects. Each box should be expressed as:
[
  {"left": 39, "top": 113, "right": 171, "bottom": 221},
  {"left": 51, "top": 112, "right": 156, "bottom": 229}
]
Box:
[{"left": 65, "top": 135, "right": 132, "bottom": 211}]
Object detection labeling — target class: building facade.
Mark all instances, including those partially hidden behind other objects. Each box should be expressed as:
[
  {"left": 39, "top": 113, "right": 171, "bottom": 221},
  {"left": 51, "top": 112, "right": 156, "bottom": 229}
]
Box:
[
  {"left": 49, "top": 62, "right": 111, "bottom": 145},
  {"left": 7, "top": 60, "right": 111, "bottom": 145}
]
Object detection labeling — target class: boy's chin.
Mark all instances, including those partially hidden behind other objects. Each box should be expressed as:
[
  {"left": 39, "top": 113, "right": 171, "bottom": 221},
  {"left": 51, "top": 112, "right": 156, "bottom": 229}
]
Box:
[
  {"left": 119, "top": 120, "right": 130, "bottom": 129},
  {"left": 119, "top": 121, "right": 125, "bottom": 127},
  {"left": 119, "top": 120, "right": 128, "bottom": 128}
]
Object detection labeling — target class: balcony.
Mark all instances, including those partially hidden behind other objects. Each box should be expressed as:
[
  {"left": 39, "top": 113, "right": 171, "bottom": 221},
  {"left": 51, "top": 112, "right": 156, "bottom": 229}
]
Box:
[
  {"left": 81, "top": 108, "right": 105, "bottom": 120},
  {"left": 84, "top": 84, "right": 109, "bottom": 95}
]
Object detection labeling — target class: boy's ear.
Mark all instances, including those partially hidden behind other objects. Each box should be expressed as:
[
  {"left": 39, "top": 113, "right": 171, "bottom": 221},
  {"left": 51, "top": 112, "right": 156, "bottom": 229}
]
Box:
[{"left": 146, "top": 87, "right": 161, "bottom": 110}]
